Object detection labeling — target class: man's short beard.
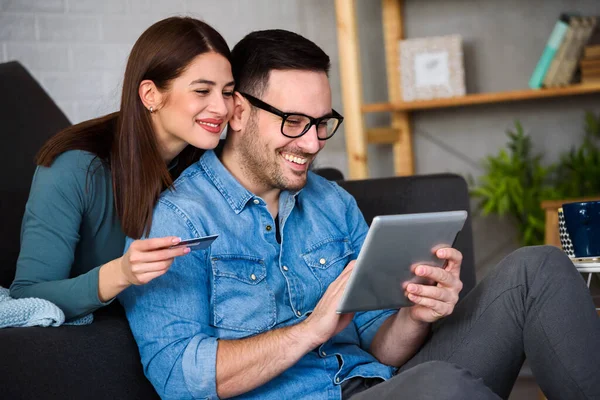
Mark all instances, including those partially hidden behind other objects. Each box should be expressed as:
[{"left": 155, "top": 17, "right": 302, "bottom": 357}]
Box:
[{"left": 237, "top": 112, "right": 309, "bottom": 192}]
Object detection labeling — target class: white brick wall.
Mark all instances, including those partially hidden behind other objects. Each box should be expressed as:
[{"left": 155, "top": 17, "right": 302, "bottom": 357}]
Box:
[
  {"left": 41, "top": 71, "right": 104, "bottom": 100},
  {"left": 71, "top": 43, "right": 130, "bottom": 70},
  {"left": 38, "top": 14, "right": 101, "bottom": 42},
  {"left": 129, "top": 0, "right": 187, "bottom": 15},
  {"left": 67, "top": 0, "right": 126, "bottom": 14},
  {"left": 100, "top": 15, "right": 162, "bottom": 43},
  {"left": 3, "top": 0, "right": 65, "bottom": 13},
  {"left": 0, "top": 13, "right": 36, "bottom": 40},
  {"left": 6, "top": 42, "right": 69, "bottom": 70}
]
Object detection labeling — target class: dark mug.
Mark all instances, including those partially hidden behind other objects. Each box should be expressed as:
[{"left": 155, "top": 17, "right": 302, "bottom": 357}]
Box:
[{"left": 561, "top": 200, "right": 600, "bottom": 258}]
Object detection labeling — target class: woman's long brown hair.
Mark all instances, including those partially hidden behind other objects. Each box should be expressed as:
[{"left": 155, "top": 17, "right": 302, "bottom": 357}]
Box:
[{"left": 36, "top": 17, "right": 231, "bottom": 239}]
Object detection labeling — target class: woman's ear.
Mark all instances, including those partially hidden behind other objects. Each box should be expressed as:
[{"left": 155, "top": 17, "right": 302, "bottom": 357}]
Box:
[
  {"left": 228, "top": 92, "right": 249, "bottom": 132},
  {"left": 138, "top": 80, "right": 162, "bottom": 112}
]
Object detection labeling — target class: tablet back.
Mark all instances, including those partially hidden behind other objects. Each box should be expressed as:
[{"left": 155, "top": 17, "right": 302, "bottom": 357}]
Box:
[{"left": 337, "top": 211, "right": 467, "bottom": 313}]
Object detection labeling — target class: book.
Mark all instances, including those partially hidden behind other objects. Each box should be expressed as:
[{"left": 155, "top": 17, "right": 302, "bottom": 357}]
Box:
[
  {"left": 587, "top": 22, "right": 600, "bottom": 45},
  {"left": 581, "top": 76, "right": 600, "bottom": 84},
  {"left": 580, "top": 58, "right": 600, "bottom": 69},
  {"left": 581, "top": 67, "right": 600, "bottom": 77},
  {"left": 552, "top": 17, "right": 584, "bottom": 86},
  {"left": 529, "top": 15, "right": 570, "bottom": 89},
  {"left": 584, "top": 23, "right": 600, "bottom": 58},
  {"left": 558, "top": 16, "right": 598, "bottom": 85},
  {"left": 586, "top": 46, "right": 600, "bottom": 58},
  {"left": 544, "top": 14, "right": 578, "bottom": 87}
]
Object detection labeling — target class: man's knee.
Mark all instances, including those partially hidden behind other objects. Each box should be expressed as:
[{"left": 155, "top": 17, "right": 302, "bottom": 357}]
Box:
[
  {"left": 496, "top": 245, "right": 588, "bottom": 297},
  {"left": 400, "top": 361, "right": 499, "bottom": 399},
  {"left": 506, "top": 245, "right": 572, "bottom": 275},
  {"left": 509, "top": 245, "right": 565, "bottom": 264},
  {"left": 406, "top": 361, "right": 476, "bottom": 386}
]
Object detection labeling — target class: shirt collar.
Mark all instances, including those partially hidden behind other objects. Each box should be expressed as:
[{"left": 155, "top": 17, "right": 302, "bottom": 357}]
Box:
[
  {"left": 199, "top": 150, "right": 305, "bottom": 215},
  {"left": 199, "top": 150, "right": 255, "bottom": 214}
]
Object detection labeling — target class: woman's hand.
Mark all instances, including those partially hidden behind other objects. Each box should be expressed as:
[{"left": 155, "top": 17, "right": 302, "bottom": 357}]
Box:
[
  {"left": 98, "top": 237, "right": 189, "bottom": 301},
  {"left": 120, "top": 237, "right": 190, "bottom": 285}
]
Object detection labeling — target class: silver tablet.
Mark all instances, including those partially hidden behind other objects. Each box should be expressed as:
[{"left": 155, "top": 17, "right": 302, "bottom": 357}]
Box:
[{"left": 336, "top": 211, "right": 467, "bottom": 314}]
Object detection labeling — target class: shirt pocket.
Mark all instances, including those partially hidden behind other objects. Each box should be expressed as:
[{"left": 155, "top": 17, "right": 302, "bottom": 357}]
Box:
[
  {"left": 302, "top": 238, "right": 354, "bottom": 295},
  {"left": 211, "top": 254, "right": 276, "bottom": 334}
]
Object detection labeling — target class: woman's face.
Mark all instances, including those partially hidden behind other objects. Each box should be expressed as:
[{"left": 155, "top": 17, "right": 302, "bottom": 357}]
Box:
[{"left": 151, "top": 52, "right": 235, "bottom": 160}]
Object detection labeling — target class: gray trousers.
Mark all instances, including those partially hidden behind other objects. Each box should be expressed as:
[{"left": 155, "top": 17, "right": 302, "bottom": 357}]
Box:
[{"left": 345, "top": 246, "right": 600, "bottom": 400}]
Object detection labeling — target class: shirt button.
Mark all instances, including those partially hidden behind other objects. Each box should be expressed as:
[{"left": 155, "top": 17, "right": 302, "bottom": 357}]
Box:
[
  {"left": 335, "top": 377, "right": 340, "bottom": 383},
  {"left": 321, "top": 351, "right": 327, "bottom": 356},
  {"left": 282, "top": 265, "right": 289, "bottom": 271},
  {"left": 253, "top": 199, "right": 260, "bottom": 205},
  {"left": 250, "top": 274, "right": 256, "bottom": 281},
  {"left": 266, "top": 225, "right": 272, "bottom": 231},
  {"left": 296, "top": 310, "right": 301, "bottom": 317},
  {"left": 319, "top": 258, "right": 326, "bottom": 265}
]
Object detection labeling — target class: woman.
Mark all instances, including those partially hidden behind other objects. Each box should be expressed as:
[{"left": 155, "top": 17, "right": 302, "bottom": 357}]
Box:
[{"left": 10, "top": 17, "right": 234, "bottom": 321}]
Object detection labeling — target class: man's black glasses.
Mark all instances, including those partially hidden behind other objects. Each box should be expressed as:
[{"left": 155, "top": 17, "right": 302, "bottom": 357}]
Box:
[{"left": 239, "top": 92, "right": 343, "bottom": 140}]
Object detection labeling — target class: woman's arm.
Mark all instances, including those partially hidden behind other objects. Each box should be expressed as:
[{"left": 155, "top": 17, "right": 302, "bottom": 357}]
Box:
[
  {"left": 97, "top": 236, "right": 190, "bottom": 302},
  {"left": 11, "top": 151, "right": 191, "bottom": 320},
  {"left": 10, "top": 151, "right": 109, "bottom": 319}
]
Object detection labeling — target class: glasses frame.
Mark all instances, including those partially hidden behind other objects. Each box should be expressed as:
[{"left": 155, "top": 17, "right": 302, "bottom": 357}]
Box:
[{"left": 239, "top": 92, "right": 344, "bottom": 140}]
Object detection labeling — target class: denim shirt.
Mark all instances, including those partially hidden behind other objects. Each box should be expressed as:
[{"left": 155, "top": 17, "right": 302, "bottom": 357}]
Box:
[{"left": 119, "top": 150, "right": 397, "bottom": 400}]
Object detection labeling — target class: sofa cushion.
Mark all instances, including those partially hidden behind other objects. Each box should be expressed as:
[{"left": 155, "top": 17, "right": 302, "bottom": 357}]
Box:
[{"left": 0, "top": 302, "right": 159, "bottom": 399}]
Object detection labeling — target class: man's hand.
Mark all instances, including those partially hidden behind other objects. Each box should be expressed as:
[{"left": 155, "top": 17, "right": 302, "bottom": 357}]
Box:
[
  {"left": 405, "top": 247, "right": 463, "bottom": 323},
  {"left": 302, "top": 261, "right": 356, "bottom": 347}
]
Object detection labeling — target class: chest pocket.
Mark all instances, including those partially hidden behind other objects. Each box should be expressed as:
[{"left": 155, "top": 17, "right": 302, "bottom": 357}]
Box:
[
  {"left": 211, "top": 255, "right": 276, "bottom": 334},
  {"left": 302, "top": 238, "right": 354, "bottom": 294}
]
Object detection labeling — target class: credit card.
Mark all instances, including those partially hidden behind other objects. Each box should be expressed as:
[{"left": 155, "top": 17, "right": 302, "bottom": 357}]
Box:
[{"left": 169, "top": 234, "right": 218, "bottom": 251}]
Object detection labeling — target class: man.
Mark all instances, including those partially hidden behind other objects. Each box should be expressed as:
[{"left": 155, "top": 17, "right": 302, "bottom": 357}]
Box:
[{"left": 119, "top": 30, "right": 600, "bottom": 400}]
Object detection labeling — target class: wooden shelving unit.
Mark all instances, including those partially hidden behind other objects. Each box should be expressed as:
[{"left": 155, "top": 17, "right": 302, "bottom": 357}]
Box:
[{"left": 334, "top": 0, "right": 600, "bottom": 179}]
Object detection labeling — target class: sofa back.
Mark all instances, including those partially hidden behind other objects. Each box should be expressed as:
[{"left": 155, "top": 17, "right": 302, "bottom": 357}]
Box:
[
  {"left": 0, "top": 61, "right": 71, "bottom": 288},
  {"left": 339, "top": 174, "right": 476, "bottom": 298}
]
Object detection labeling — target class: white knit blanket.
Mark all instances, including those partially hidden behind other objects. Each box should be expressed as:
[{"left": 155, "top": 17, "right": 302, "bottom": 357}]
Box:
[{"left": 0, "top": 287, "right": 92, "bottom": 328}]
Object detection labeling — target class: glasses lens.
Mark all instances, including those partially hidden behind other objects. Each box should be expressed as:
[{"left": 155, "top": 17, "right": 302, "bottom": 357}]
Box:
[
  {"left": 317, "top": 118, "right": 340, "bottom": 139},
  {"left": 282, "top": 114, "right": 341, "bottom": 139},
  {"left": 282, "top": 115, "right": 312, "bottom": 138}
]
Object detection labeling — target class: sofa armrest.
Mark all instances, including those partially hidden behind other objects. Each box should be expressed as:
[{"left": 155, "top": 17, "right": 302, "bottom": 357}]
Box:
[{"left": 0, "top": 303, "right": 159, "bottom": 400}]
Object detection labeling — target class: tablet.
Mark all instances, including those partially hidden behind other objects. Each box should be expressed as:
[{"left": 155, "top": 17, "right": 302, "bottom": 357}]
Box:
[{"left": 336, "top": 211, "right": 467, "bottom": 313}]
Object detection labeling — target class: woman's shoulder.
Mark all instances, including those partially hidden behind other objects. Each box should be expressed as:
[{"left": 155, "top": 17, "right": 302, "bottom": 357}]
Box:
[
  {"left": 50, "top": 149, "right": 104, "bottom": 170},
  {"left": 37, "top": 150, "right": 110, "bottom": 189}
]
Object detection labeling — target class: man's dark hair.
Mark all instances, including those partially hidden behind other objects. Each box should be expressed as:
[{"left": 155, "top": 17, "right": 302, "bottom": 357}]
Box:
[{"left": 231, "top": 29, "right": 331, "bottom": 96}]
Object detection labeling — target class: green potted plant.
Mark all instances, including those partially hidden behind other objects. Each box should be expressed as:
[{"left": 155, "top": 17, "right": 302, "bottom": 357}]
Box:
[
  {"left": 470, "top": 111, "right": 600, "bottom": 246},
  {"left": 553, "top": 111, "right": 600, "bottom": 198}
]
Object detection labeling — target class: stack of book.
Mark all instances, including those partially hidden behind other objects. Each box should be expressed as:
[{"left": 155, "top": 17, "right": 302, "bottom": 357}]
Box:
[
  {"left": 580, "top": 26, "right": 600, "bottom": 83},
  {"left": 529, "top": 14, "right": 598, "bottom": 89}
]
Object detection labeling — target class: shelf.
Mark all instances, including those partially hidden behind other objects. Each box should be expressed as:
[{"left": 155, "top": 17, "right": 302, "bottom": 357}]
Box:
[{"left": 362, "top": 83, "right": 600, "bottom": 113}]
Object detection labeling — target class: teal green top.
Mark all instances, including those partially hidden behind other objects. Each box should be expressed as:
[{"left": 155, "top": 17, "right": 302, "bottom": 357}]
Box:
[{"left": 10, "top": 150, "right": 125, "bottom": 320}]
